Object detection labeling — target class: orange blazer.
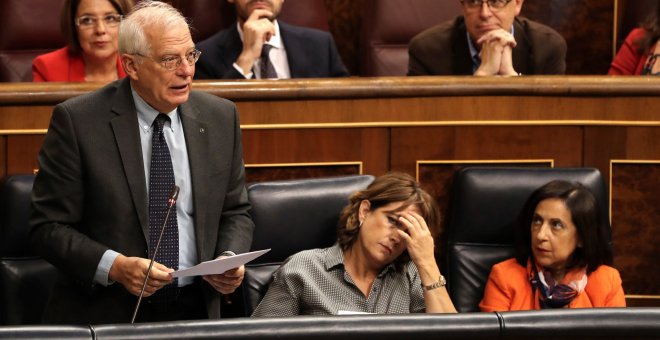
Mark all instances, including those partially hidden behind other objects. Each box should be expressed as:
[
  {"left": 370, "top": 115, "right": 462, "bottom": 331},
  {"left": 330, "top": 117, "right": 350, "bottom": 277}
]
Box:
[
  {"left": 32, "top": 47, "right": 126, "bottom": 82},
  {"left": 480, "top": 258, "right": 626, "bottom": 312}
]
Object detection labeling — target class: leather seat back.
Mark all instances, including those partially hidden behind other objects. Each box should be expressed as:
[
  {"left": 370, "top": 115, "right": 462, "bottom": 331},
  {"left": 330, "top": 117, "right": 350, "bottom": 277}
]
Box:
[
  {"left": 0, "top": 0, "right": 65, "bottom": 82},
  {"left": 243, "top": 175, "right": 374, "bottom": 316},
  {"left": 0, "top": 175, "right": 58, "bottom": 325},
  {"left": 445, "top": 167, "right": 609, "bottom": 312},
  {"left": 359, "top": 0, "right": 462, "bottom": 76}
]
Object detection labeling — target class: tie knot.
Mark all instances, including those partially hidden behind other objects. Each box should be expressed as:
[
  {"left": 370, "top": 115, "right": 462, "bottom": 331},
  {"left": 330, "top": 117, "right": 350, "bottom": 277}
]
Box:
[{"left": 153, "top": 114, "right": 170, "bottom": 132}]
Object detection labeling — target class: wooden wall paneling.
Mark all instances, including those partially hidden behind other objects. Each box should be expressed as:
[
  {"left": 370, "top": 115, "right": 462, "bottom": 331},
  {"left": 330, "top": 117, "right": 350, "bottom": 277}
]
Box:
[
  {"left": 233, "top": 96, "right": 660, "bottom": 126},
  {"left": 390, "top": 126, "right": 584, "bottom": 176},
  {"left": 325, "top": 0, "right": 364, "bottom": 75},
  {"left": 245, "top": 163, "right": 362, "bottom": 184},
  {"left": 0, "top": 105, "right": 52, "bottom": 130},
  {"left": 241, "top": 127, "right": 390, "bottom": 178},
  {"left": 610, "top": 161, "right": 660, "bottom": 305},
  {"left": 6, "top": 134, "right": 43, "bottom": 175},
  {"left": 584, "top": 127, "right": 660, "bottom": 189}
]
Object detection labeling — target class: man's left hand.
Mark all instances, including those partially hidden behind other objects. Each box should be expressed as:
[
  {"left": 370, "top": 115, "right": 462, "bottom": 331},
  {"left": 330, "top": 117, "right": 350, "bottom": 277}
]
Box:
[{"left": 202, "top": 257, "right": 245, "bottom": 294}]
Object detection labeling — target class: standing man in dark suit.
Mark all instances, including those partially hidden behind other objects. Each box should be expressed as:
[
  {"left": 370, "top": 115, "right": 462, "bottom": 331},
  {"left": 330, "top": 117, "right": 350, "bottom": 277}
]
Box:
[
  {"left": 29, "top": 1, "right": 254, "bottom": 324},
  {"left": 195, "top": 0, "right": 348, "bottom": 79},
  {"left": 408, "top": 0, "right": 566, "bottom": 76}
]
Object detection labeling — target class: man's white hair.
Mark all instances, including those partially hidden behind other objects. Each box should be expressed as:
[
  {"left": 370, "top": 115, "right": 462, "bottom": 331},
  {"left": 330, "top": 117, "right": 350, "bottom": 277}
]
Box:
[{"left": 118, "top": 0, "right": 189, "bottom": 56}]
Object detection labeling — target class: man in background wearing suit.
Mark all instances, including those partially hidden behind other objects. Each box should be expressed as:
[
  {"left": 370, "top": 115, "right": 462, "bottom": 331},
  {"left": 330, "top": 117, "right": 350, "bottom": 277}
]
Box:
[
  {"left": 195, "top": 0, "right": 349, "bottom": 79},
  {"left": 29, "top": 1, "right": 254, "bottom": 324},
  {"left": 408, "top": 0, "right": 566, "bottom": 76}
]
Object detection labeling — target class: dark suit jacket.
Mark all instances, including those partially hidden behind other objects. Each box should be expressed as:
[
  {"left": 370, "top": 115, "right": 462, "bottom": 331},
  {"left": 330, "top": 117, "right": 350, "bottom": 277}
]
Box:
[
  {"left": 195, "top": 21, "right": 349, "bottom": 79},
  {"left": 408, "top": 16, "right": 566, "bottom": 75},
  {"left": 29, "top": 78, "right": 254, "bottom": 324}
]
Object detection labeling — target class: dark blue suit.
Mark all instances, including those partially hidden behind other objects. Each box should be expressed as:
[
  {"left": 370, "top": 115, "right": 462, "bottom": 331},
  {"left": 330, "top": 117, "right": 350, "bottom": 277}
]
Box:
[{"left": 195, "top": 21, "right": 349, "bottom": 79}]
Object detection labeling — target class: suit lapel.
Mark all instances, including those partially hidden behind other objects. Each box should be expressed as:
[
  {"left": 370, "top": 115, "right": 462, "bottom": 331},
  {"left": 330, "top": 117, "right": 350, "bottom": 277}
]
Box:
[
  {"left": 221, "top": 25, "right": 245, "bottom": 72},
  {"left": 454, "top": 19, "right": 474, "bottom": 75},
  {"left": 279, "top": 22, "right": 308, "bottom": 78},
  {"left": 109, "top": 79, "right": 149, "bottom": 240},
  {"left": 179, "top": 98, "right": 210, "bottom": 261},
  {"left": 512, "top": 18, "right": 531, "bottom": 74}
]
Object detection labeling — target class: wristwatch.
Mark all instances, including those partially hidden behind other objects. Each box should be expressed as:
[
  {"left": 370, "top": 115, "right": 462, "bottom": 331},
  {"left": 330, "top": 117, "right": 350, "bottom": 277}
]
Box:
[{"left": 422, "top": 275, "right": 446, "bottom": 291}]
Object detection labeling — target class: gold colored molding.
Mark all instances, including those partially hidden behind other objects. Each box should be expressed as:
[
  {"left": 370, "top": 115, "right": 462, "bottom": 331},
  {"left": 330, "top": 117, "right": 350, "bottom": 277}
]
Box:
[
  {"left": 613, "top": 0, "right": 619, "bottom": 58},
  {"left": 246, "top": 161, "right": 363, "bottom": 174},
  {"left": 609, "top": 159, "right": 660, "bottom": 224},
  {"left": 240, "top": 120, "right": 660, "bottom": 131},
  {"left": 625, "top": 294, "right": 660, "bottom": 300},
  {"left": 415, "top": 159, "right": 555, "bottom": 182},
  {"left": 0, "top": 129, "right": 48, "bottom": 135},
  {"left": 1, "top": 120, "right": 659, "bottom": 136}
]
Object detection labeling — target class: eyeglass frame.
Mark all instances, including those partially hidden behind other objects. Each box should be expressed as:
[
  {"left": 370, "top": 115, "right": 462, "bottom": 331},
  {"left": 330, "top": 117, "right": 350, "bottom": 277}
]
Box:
[
  {"left": 133, "top": 49, "right": 202, "bottom": 71},
  {"left": 75, "top": 14, "right": 123, "bottom": 29},
  {"left": 460, "top": 0, "right": 514, "bottom": 11}
]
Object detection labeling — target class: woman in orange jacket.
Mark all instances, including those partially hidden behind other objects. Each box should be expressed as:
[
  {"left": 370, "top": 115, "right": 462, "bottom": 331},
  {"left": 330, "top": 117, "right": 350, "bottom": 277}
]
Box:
[{"left": 480, "top": 180, "right": 626, "bottom": 312}]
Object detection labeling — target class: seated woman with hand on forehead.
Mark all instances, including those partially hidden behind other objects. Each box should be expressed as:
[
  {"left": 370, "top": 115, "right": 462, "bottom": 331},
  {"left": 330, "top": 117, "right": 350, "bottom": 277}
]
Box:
[
  {"left": 252, "top": 172, "right": 457, "bottom": 316},
  {"left": 480, "top": 180, "right": 626, "bottom": 312}
]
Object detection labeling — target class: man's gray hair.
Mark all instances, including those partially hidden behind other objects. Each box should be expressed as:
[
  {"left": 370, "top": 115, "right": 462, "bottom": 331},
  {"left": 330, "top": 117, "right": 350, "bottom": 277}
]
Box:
[{"left": 118, "top": 0, "right": 189, "bottom": 56}]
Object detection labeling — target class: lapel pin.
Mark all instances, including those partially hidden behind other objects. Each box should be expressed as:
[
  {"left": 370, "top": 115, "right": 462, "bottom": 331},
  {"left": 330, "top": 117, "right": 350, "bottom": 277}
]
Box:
[{"left": 200, "top": 128, "right": 205, "bottom": 134}]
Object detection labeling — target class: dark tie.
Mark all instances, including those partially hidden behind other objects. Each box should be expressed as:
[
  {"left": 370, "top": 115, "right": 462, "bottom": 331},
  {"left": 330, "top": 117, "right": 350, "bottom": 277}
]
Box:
[
  {"left": 260, "top": 44, "right": 278, "bottom": 79},
  {"left": 149, "top": 113, "right": 179, "bottom": 302}
]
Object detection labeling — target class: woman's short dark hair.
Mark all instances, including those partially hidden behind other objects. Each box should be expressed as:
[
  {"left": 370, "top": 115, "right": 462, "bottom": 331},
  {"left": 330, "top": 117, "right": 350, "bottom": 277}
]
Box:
[
  {"left": 514, "top": 180, "right": 612, "bottom": 274},
  {"left": 336, "top": 172, "right": 441, "bottom": 265},
  {"left": 638, "top": 3, "right": 660, "bottom": 53},
  {"left": 61, "top": 0, "right": 135, "bottom": 54}
]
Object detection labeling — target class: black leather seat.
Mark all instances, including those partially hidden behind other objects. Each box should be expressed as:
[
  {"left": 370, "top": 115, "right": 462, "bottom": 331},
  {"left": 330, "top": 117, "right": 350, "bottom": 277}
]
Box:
[
  {"left": 445, "top": 167, "right": 609, "bottom": 312},
  {"left": 0, "top": 0, "right": 65, "bottom": 82},
  {"left": 0, "top": 325, "right": 92, "bottom": 339},
  {"left": 0, "top": 175, "right": 58, "bottom": 325},
  {"left": 91, "top": 313, "right": 501, "bottom": 339},
  {"left": 359, "top": 0, "right": 462, "bottom": 76},
  {"left": 499, "top": 308, "right": 660, "bottom": 339},
  {"left": 242, "top": 175, "right": 374, "bottom": 316}
]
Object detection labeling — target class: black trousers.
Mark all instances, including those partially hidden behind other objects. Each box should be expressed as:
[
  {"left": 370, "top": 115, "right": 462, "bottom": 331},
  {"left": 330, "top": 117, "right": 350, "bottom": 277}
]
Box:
[{"left": 135, "top": 283, "right": 208, "bottom": 323}]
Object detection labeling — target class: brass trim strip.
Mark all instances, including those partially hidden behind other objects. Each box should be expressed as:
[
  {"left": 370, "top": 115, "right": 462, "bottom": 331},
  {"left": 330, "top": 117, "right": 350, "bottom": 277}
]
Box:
[
  {"left": 241, "top": 120, "right": 660, "bottom": 130},
  {"left": 625, "top": 294, "right": 660, "bottom": 299},
  {"left": 2, "top": 120, "right": 659, "bottom": 135},
  {"left": 613, "top": 0, "right": 619, "bottom": 58},
  {"left": 245, "top": 161, "right": 363, "bottom": 174},
  {"left": 415, "top": 159, "right": 555, "bottom": 182},
  {"left": 609, "top": 159, "right": 660, "bottom": 224},
  {"left": 0, "top": 129, "right": 48, "bottom": 135}
]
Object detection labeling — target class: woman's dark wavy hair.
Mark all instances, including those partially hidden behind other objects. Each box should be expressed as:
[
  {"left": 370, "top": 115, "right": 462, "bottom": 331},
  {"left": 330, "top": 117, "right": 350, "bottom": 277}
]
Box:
[
  {"left": 514, "top": 180, "right": 612, "bottom": 274},
  {"left": 61, "top": 0, "right": 135, "bottom": 54},
  {"left": 336, "top": 172, "right": 441, "bottom": 266},
  {"left": 638, "top": 3, "right": 660, "bottom": 54}
]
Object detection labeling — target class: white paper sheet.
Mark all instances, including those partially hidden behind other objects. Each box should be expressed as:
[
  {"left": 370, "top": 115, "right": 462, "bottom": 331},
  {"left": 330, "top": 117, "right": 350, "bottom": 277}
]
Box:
[{"left": 171, "top": 249, "right": 270, "bottom": 278}]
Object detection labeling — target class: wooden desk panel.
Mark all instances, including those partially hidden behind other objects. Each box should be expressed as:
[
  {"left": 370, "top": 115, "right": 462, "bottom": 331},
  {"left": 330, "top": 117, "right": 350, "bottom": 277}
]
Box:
[{"left": 0, "top": 77, "right": 658, "bottom": 304}]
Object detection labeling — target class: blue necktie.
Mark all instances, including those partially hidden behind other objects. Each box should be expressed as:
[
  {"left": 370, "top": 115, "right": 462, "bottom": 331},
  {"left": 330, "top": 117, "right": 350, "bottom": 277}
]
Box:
[{"left": 148, "top": 113, "right": 179, "bottom": 302}]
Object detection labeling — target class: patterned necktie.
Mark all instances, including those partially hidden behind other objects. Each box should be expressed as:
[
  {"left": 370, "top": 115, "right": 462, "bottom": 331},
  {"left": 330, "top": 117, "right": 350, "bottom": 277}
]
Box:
[
  {"left": 149, "top": 113, "right": 179, "bottom": 302},
  {"left": 260, "top": 44, "right": 278, "bottom": 79}
]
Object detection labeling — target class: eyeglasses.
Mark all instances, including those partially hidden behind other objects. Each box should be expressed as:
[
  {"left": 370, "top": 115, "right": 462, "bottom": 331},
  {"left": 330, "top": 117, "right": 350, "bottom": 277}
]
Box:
[
  {"left": 136, "top": 50, "right": 202, "bottom": 71},
  {"left": 461, "top": 0, "right": 513, "bottom": 10},
  {"left": 75, "top": 14, "right": 123, "bottom": 28}
]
